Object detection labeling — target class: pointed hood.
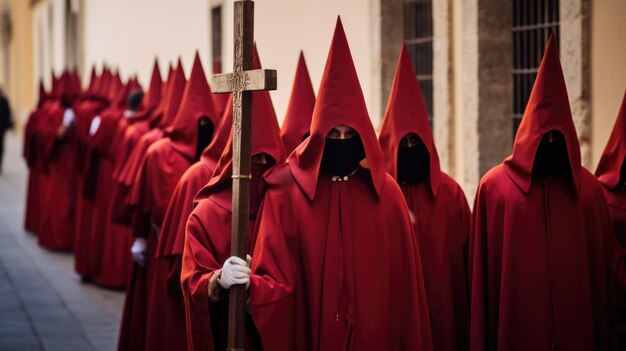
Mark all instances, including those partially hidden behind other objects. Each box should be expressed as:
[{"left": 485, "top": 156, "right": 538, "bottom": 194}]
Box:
[
  {"left": 158, "top": 59, "right": 187, "bottom": 127},
  {"left": 289, "top": 17, "right": 386, "bottom": 199},
  {"left": 595, "top": 90, "right": 626, "bottom": 191},
  {"left": 169, "top": 52, "right": 218, "bottom": 160},
  {"left": 503, "top": 35, "right": 581, "bottom": 193},
  {"left": 85, "top": 66, "right": 97, "bottom": 96},
  {"left": 195, "top": 47, "right": 286, "bottom": 208},
  {"left": 69, "top": 69, "right": 81, "bottom": 96},
  {"left": 201, "top": 94, "right": 233, "bottom": 170},
  {"left": 50, "top": 71, "right": 61, "bottom": 98},
  {"left": 379, "top": 43, "right": 441, "bottom": 195},
  {"left": 280, "top": 51, "right": 316, "bottom": 155},
  {"left": 38, "top": 79, "right": 48, "bottom": 105},
  {"left": 107, "top": 72, "right": 123, "bottom": 102},
  {"left": 142, "top": 59, "right": 163, "bottom": 112},
  {"left": 97, "top": 68, "right": 112, "bottom": 99}
]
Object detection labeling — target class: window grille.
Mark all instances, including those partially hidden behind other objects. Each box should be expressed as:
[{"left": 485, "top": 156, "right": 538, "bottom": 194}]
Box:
[
  {"left": 403, "top": 0, "right": 433, "bottom": 122},
  {"left": 512, "top": 0, "right": 560, "bottom": 136},
  {"left": 211, "top": 6, "right": 223, "bottom": 74}
]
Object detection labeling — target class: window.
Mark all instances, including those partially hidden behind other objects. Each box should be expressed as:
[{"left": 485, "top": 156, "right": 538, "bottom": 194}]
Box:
[
  {"left": 65, "top": 0, "right": 79, "bottom": 69},
  {"left": 403, "top": 0, "right": 433, "bottom": 122},
  {"left": 512, "top": 0, "right": 560, "bottom": 136},
  {"left": 211, "top": 6, "right": 223, "bottom": 74}
]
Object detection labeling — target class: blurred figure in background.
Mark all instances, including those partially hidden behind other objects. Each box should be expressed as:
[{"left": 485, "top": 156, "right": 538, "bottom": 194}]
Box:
[{"left": 0, "top": 86, "right": 13, "bottom": 174}]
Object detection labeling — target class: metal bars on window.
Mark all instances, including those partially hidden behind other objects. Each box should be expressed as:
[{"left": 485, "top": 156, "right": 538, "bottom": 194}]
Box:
[
  {"left": 512, "top": 0, "right": 560, "bottom": 136},
  {"left": 403, "top": 0, "right": 433, "bottom": 122},
  {"left": 211, "top": 6, "right": 223, "bottom": 74}
]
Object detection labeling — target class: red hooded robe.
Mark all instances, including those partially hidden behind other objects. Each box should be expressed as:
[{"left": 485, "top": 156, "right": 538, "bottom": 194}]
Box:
[
  {"left": 118, "top": 55, "right": 218, "bottom": 351},
  {"left": 469, "top": 35, "right": 617, "bottom": 351},
  {"left": 155, "top": 94, "right": 233, "bottom": 309},
  {"left": 181, "top": 61, "right": 285, "bottom": 350},
  {"left": 38, "top": 72, "right": 80, "bottom": 250},
  {"left": 379, "top": 43, "right": 471, "bottom": 351},
  {"left": 595, "top": 90, "right": 626, "bottom": 343},
  {"left": 248, "top": 18, "right": 433, "bottom": 351}
]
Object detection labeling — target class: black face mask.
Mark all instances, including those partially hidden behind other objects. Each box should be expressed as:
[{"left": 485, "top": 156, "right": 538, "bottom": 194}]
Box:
[
  {"left": 532, "top": 135, "right": 572, "bottom": 179},
  {"left": 397, "top": 143, "right": 430, "bottom": 185},
  {"left": 196, "top": 117, "right": 214, "bottom": 161},
  {"left": 321, "top": 135, "right": 366, "bottom": 177}
]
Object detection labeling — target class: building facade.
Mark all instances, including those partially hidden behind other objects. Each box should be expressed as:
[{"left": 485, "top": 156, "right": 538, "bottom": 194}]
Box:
[{"left": 2, "top": 0, "right": 625, "bottom": 199}]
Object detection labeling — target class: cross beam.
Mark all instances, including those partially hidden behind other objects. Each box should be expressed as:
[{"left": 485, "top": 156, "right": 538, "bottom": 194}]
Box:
[{"left": 209, "top": 1, "right": 276, "bottom": 350}]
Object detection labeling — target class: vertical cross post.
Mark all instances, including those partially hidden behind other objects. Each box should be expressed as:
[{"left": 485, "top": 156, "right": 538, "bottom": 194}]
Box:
[{"left": 210, "top": 1, "right": 276, "bottom": 350}]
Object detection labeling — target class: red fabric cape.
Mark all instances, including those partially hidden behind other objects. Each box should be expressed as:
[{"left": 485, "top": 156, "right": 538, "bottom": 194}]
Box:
[
  {"left": 379, "top": 43, "right": 470, "bottom": 351},
  {"left": 469, "top": 36, "right": 617, "bottom": 350},
  {"left": 595, "top": 90, "right": 626, "bottom": 340},
  {"left": 248, "top": 18, "right": 432, "bottom": 350},
  {"left": 37, "top": 99, "right": 77, "bottom": 251}
]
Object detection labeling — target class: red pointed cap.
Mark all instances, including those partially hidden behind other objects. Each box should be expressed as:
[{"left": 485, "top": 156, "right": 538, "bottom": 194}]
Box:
[
  {"left": 107, "top": 72, "right": 122, "bottom": 101},
  {"left": 504, "top": 34, "right": 580, "bottom": 193},
  {"left": 97, "top": 68, "right": 112, "bottom": 98},
  {"left": 169, "top": 52, "right": 218, "bottom": 160},
  {"left": 86, "top": 66, "right": 97, "bottom": 95},
  {"left": 38, "top": 79, "right": 47, "bottom": 102},
  {"left": 281, "top": 51, "right": 316, "bottom": 155},
  {"left": 379, "top": 43, "right": 441, "bottom": 195},
  {"left": 142, "top": 59, "right": 163, "bottom": 112},
  {"left": 196, "top": 48, "right": 286, "bottom": 204},
  {"left": 290, "top": 16, "right": 386, "bottom": 199},
  {"left": 159, "top": 59, "right": 187, "bottom": 127},
  {"left": 596, "top": 90, "right": 626, "bottom": 191},
  {"left": 201, "top": 94, "right": 233, "bottom": 170}
]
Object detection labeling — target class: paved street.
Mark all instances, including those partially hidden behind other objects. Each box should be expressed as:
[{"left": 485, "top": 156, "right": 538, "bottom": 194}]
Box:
[{"left": 0, "top": 132, "right": 124, "bottom": 351}]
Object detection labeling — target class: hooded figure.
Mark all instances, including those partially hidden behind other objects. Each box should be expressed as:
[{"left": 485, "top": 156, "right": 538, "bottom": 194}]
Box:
[
  {"left": 469, "top": 35, "right": 617, "bottom": 351},
  {"left": 280, "top": 51, "right": 315, "bottom": 155},
  {"left": 114, "top": 60, "right": 186, "bottom": 225},
  {"left": 79, "top": 78, "right": 142, "bottom": 288},
  {"left": 379, "top": 43, "right": 471, "bottom": 351},
  {"left": 595, "top": 90, "right": 626, "bottom": 346},
  {"left": 111, "top": 60, "right": 162, "bottom": 189},
  {"left": 37, "top": 71, "right": 81, "bottom": 250},
  {"left": 181, "top": 56, "right": 286, "bottom": 349},
  {"left": 240, "top": 18, "right": 433, "bottom": 350},
  {"left": 118, "top": 55, "right": 218, "bottom": 351},
  {"left": 156, "top": 94, "right": 233, "bottom": 273},
  {"left": 23, "top": 79, "right": 51, "bottom": 234}
]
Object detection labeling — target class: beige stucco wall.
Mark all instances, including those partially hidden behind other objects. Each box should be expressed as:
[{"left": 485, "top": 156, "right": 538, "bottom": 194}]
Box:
[
  {"left": 0, "top": 0, "right": 34, "bottom": 131},
  {"left": 590, "top": 0, "right": 626, "bottom": 169},
  {"left": 81, "top": 0, "right": 211, "bottom": 90},
  {"left": 241, "top": 0, "right": 376, "bottom": 125},
  {"left": 30, "top": 0, "right": 377, "bottom": 127}
]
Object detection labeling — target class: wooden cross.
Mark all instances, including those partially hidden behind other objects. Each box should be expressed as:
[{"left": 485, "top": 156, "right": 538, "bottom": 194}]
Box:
[{"left": 210, "top": 1, "right": 276, "bottom": 350}]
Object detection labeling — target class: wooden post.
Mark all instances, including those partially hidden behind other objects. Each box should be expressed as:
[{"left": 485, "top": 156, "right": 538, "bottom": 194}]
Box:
[{"left": 210, "top": 1, "right": 276, "bottom": 350}]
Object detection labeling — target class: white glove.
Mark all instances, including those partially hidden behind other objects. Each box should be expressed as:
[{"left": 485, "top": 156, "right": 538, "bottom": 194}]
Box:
[
  {"left": 131, "top": 238, "right": 147, "bottom": 267},
  {"left": 123, "top": 110, "right": 136, "bottom": 118},
  {"left": 220, "top": 255, "right": 252, "bottom": 290},
  {"left": 63, "top": 108, "right": 76, "bottom": 126},
  {"left": 89, "top": 116, "right": 101, "bottom": 136}
]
